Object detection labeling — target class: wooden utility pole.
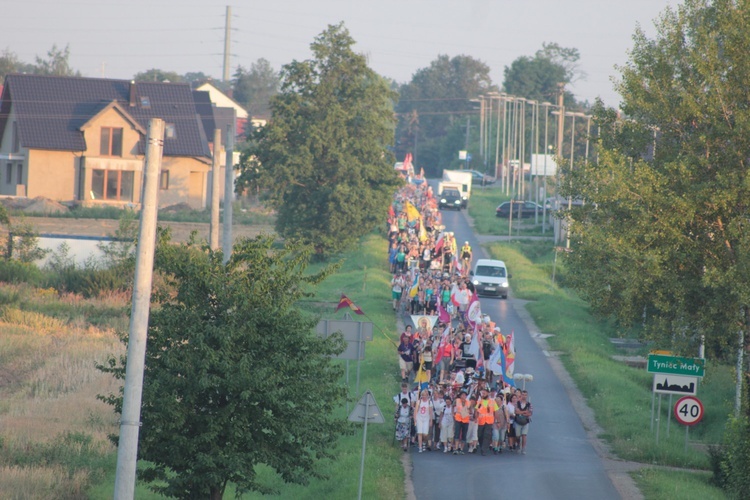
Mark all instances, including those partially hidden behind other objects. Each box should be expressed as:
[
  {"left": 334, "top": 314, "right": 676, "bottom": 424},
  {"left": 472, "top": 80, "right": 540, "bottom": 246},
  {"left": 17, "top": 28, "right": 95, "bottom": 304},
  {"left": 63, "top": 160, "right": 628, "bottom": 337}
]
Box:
[
  {"left": 113, "top": 118, "right": 164, "bottom": 499},
  {"left": 210, "top": 129, "right": 222, "bottom": 250}
]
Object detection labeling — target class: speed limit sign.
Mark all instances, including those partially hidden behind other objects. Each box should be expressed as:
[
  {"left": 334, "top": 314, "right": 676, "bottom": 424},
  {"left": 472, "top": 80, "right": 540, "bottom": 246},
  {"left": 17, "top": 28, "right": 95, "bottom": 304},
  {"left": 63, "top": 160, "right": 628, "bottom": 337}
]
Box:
[{"left": 674, "top": 396, "right": 704, "bottom": 426}]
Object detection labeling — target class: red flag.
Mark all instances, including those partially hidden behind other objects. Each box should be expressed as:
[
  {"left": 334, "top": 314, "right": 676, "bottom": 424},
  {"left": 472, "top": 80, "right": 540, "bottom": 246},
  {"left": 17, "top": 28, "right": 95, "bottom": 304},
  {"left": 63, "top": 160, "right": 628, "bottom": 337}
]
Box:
[
  {"left": 434, "top": 233, "right": 445, "bottom": 254},
  {"left": 433, "top": 324, "right": 451, "bottom": 364},
  {"left": 438, "top": 301, "right": 451, "bottom": 324},
  {"left": 335, "top": 294, "right": 364, "bottom": 315}
]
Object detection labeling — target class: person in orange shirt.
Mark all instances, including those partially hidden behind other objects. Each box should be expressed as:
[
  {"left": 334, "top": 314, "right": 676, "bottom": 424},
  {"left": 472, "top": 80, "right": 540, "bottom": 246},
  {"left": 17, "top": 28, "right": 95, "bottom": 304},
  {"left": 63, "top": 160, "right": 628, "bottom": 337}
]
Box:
[
  {"left": 452, "top": 390, "right": 470, "bottom": 455},
  {"left": 475, "top": 386, "right": 500, "bottom": 455}
]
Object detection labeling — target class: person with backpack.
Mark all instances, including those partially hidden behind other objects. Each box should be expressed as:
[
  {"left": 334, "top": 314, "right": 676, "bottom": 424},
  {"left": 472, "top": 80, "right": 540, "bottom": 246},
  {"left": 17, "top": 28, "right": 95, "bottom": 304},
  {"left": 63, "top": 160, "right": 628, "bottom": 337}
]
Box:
[{"left": 514, "top": 390, "right": 534, "bottom": 454}]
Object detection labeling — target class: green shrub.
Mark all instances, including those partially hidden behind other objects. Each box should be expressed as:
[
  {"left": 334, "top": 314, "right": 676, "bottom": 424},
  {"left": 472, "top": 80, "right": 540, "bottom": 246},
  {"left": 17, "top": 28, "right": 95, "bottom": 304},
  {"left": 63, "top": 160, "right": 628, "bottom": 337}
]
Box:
[
  {"left": 711, "top": 415, "right": 750, "bottom": 497},
  {"left": 0, "top": 259, "right": 44, "bottom": 285}
]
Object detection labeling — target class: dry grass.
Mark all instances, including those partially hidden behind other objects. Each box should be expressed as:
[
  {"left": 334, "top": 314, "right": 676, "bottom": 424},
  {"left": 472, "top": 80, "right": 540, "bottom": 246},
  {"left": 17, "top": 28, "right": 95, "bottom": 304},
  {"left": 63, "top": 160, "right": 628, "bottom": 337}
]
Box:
[
  {"left": 0, "top": 465, "right": 90, "bottom": 500},
  {"left": 0, "top": 282, "right": 126, "bottom": 497}
]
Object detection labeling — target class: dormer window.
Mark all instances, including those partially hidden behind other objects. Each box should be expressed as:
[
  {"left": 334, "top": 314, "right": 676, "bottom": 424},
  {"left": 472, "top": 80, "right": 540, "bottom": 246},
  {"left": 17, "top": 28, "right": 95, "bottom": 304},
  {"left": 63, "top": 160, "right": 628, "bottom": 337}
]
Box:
[
  {"left": 140, "top": 96, "right": 151, "bottom": 109},
  {"left": 165, "top": 123, "right": 176, "bottom": 139}
]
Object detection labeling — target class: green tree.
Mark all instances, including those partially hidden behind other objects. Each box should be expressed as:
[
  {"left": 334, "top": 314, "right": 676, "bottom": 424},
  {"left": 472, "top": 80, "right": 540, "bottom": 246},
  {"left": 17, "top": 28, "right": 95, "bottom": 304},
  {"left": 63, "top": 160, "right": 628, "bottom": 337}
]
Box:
[
  {"left": 232, "top": 58, "right": 280, "bottom": 118},
  {"left": 34, "top": 44, "right": 80, "bottom": 76},
  {"left": 133, "top": 68, "right": 183, "bottom": 83},
  {"left": 562, "top": 0, "right": 749, "bottom": 414},
  {"left": 395, "top": 55, "right": 497, "bottom": 174},
  {"left": 237, "top": 23, "right": 402, "bottom": 257},
  {"left": 98, "top": 233, "right": 349, "bottom": 499},
  {"left": 0, "top": 48, "right": 35, "bottom": 81},
  {"left": 502, "top": 43, "right": 580, "bottom": 104}
]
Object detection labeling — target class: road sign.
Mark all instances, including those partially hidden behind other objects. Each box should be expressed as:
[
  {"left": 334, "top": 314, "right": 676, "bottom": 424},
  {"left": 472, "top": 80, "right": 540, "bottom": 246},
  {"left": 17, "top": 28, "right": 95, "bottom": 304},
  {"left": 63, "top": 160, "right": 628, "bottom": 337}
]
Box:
[
  {"left": 316, "top": 319, "right": 373, "bottom": 341},
  {"left": 348, "top": 390, "right": 385, "bottom": 424},
  {"left": 647, "top": 354, "right": 705, "bottom": 377},
  {"left": 653, "top": 374, "right": 698, "bottom": 395},
  {"left": 673, "top": 396, "right": 704, "bottom": 426}
]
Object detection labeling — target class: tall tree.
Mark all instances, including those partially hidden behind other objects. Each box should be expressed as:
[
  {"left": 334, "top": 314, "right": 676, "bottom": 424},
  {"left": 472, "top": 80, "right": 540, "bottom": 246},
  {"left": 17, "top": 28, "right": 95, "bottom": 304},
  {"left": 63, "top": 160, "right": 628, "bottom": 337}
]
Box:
[
  {"left": 0, "top": 48, "right": 35, "bottom": 81},
  {"left": 237, "top": 23, "right": 402, "bottom": 257},
  {"left": 98, "top": 234, "right": 349, "bottom": 499},
  {"left": 133, "top": 68, "right": 183, "bottom": 83},
  {"left": 502, "top": 43, "right": 580, "bottom": 104},
  {"left": 562, "top": 0, "right": 749, "bottom": 418},
  {"left": 232, "top": 58, "right": 280, "bottom": 118},
  {"left": 395, "top": 55, "right": 496, "bottom": 174},
  {"left": 34, "top": 44, "right": 80, "bottom": 77}
]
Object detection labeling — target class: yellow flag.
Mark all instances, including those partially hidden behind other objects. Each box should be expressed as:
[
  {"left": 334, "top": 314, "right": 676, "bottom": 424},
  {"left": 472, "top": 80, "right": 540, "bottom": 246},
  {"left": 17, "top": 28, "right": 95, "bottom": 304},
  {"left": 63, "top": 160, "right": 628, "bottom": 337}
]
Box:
[
  {"left": 418, "top": 218, "right": 427, "bottom": 242},
  {"left": 405, "top": 201, "right": 421, "bottom": 222}
]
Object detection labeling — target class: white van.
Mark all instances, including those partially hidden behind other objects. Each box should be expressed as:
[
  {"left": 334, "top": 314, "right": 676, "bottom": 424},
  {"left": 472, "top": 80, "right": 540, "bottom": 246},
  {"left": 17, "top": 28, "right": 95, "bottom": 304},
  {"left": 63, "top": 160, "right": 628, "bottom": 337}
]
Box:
[{"left": 470, "top": 259, "right": 510, "bottom": 298}]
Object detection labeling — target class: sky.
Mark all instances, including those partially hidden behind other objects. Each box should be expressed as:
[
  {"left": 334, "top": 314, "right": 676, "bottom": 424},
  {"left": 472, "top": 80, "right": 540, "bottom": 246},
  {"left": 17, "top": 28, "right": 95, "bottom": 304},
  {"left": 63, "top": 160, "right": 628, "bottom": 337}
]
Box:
[{"left": 4, "top": 0, "right": 679, "bottom": 108}]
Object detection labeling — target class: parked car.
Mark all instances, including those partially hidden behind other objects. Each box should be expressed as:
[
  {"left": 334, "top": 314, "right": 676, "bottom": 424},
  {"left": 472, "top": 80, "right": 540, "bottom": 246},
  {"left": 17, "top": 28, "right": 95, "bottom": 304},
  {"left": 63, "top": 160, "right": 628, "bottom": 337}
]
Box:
[
  {"left": 439, "top": 189, "right": 463, "bottom": 210},
  {"left": 470, "top": 259, "right": 511, "bottom": 298},
  {"left": 466, "top": 169, "right": 496, "bottom": 185},
  {"left": 495, "top": 200, "right": 545, "bottom": 218}
]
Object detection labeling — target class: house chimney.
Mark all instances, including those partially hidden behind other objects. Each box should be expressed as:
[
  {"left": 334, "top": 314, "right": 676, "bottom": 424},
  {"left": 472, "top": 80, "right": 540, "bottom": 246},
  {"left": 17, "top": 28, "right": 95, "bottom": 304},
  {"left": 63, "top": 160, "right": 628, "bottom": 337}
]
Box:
[{"left": 129, "top": 80, "right": 136, "bottom": 107}]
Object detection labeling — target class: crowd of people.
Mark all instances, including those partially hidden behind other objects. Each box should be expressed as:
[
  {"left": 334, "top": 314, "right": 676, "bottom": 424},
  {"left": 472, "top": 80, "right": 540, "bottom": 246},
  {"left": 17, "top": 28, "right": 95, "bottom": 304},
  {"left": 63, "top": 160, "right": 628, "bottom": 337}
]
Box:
[{"left": 387, "top": 181, "right": 533, "bottom": 456}]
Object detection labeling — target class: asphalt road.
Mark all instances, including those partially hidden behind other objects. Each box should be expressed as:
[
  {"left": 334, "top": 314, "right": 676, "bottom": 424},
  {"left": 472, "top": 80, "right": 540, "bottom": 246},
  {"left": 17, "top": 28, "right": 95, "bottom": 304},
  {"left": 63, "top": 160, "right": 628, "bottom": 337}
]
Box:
[{"left": 409, "top": 204, "right": 621, "bottom": 500}]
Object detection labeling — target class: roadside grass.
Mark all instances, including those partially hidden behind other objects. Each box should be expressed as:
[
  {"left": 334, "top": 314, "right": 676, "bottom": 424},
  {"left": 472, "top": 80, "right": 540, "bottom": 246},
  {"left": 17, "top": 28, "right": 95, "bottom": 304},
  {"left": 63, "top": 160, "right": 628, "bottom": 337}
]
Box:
[
  {"left": 468, "top": 187, "right": 554, "bottom": 237},
  {"left": 485, "top": 241, "right": 733, "bottom": 489},
  {"left": 631, "top": 469, "right": 725, "bottom": 500}
]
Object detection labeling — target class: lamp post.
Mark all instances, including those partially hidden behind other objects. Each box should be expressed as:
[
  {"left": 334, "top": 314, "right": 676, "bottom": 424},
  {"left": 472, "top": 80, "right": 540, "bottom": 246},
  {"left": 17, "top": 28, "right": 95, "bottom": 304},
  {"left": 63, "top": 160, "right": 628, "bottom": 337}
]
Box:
[{"left": 541, "top": 102, "right": 552, "bottom": 233}]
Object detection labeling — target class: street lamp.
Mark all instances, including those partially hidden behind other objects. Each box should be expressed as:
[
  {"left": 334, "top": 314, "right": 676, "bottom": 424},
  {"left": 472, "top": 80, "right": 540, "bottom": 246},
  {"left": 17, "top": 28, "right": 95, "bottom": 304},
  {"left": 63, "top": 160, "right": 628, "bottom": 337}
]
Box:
[{"left": 513, "top": 373, "right": 534, "bottom": 390}]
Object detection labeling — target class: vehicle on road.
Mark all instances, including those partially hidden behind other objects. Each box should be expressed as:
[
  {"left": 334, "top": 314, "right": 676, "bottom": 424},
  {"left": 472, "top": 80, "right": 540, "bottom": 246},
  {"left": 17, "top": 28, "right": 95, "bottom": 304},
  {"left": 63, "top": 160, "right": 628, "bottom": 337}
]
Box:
[
  {"left": 470, "top": 259, "right": 510, "bottom": 298},
  {"left": 441, "top": 170, "right": 472, "bottom": 207},
  {"left": 466, "top": 169, "right": 495, "bottom": 185},
  {"left": 438, "top": 189, "right": 463, "bottom": 210},
  {"left": 495, "top": 200, "right": 545, "bottom": 218}
]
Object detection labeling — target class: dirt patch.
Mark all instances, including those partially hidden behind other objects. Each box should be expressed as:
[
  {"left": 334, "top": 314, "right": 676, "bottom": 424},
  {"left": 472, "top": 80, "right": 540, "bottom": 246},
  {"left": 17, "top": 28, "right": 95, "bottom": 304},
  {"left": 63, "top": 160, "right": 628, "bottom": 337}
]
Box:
[{"left": 22, "top": 197, "right": 69, "bottom": 215}]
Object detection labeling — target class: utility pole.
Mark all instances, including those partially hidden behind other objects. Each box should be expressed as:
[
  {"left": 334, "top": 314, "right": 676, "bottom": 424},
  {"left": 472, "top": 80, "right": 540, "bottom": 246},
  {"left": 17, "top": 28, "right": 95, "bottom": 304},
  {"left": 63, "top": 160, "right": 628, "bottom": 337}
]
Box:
[
  {"left": 464, "top": 117, "right": 470, "bottom": 170},
  {"left": 113, "top": 119, "right": 164, "bottom": 499},
  {"left": 210, "top": 129, "right": 222, "bottom": 250},
  {"left": 223, "top": 6, "right": 231, "bottom": 82},
  {"left": 556, "top": 83, "right": 565, "bottom": 244},
  {"left": 222, "top": 114, "right": 235, "bottom": 264}
]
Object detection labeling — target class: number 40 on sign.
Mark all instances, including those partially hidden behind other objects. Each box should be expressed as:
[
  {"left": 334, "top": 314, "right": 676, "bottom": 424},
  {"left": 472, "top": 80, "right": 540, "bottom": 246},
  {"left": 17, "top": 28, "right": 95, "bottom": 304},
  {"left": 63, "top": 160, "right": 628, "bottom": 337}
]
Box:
[{"left": 674, "top": 396, "right": 704, "bottom": 426}]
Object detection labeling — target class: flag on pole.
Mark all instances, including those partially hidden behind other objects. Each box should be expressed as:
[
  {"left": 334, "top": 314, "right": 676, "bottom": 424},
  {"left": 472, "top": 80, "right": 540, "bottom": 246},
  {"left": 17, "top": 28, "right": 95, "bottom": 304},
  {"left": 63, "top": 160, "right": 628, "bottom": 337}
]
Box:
[
  {"left": 408, "top": 273, "right": 420, "bottom": 298},
  {"left": 466, "top": 292, "right": 481, "bottom": 329},
  {"left": 450, "top": 284, "right": 460, "bottom": 308},
  {"left": 438, "top": 301, "right": 451, "bottom": 324},
  {"left": 433, "top": 324, "right": 451, "bottom": 364},
  {"left": 434, "top": 232, "right": 445, "bottom": 254},
  {"left": 454, "top": 255, "right": 463, "bottom": 275},
  {"left": 404, "top": 201, "right": 421, "bottom": 222},
  {"left": 488, "top": 344, "right": 503, "bottom": 375},
  {"left": 504, "top": 331, "right": 516, "bottom": 384},
  {"left": 334, "top": 294, "right": 364, "bottom": 315},
  {"left": 468, "top": 323, "right": 481, "bottom": 361}
]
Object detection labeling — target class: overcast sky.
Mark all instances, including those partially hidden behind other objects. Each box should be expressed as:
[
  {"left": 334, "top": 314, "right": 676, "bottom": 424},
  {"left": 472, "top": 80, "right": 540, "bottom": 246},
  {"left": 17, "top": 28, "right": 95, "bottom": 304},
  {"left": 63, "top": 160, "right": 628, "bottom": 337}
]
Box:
[{"left": 5, "top": 0, "right": 678, "bottom": 107}]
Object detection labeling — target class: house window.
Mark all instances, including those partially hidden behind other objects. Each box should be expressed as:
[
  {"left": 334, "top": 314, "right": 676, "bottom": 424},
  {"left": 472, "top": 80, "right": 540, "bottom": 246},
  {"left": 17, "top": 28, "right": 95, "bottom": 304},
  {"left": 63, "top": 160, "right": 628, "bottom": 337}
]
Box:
[
  {"left": 5, "top": 163, "right": 11, "bottom": 184},
  {"left": 12, "top": 122, "right": 20, "bottom": 152},
  {"left": 91, "top": 169, "right": 134, "bottom": 201},
  {"left": 165, "top": 123, "right": 176, "bottom": 139},
  {"left": 100, "top": 127, "right": 124, "bottom": 156},
  {"left": 16, "top": 164, "right": 22, "bottom": 185},
  {"left": 140, "top": 96, "right": 151, "bottom": 109},
  {"left": 160, "top": 170, "right": 169, "bottom": 190}
]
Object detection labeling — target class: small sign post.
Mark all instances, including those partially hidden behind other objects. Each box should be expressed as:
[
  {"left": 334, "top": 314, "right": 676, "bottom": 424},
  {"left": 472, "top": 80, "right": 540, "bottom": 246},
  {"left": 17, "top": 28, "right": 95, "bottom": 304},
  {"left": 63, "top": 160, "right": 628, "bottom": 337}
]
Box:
[
  {"left": 674, "top": 395, "right": 704, "bottom": 452},
  {"left": 348, "top": 391, "right": 384, "bottom": 500}
]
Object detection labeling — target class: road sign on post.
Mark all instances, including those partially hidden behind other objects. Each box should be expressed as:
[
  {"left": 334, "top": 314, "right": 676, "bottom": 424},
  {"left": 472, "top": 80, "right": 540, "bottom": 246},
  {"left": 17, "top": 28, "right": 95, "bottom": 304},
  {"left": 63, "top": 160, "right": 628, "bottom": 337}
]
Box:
[
  {"left": 674, "top": 396, "right": 704, "bottom": 426},
  {"left": 653, "top": 374, "right": 698, "bottom": 395},
  {"left": 647, "top": 353, "right": 705, "bottom": 377}
]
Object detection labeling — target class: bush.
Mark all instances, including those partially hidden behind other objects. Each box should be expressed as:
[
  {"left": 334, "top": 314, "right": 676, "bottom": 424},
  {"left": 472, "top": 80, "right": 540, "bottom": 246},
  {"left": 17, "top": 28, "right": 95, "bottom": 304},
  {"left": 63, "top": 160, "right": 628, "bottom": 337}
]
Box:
[
  {"left": 711, "top": 415, "right": 750, "bottom": 497},
  {"left": 0, "top": 260, "right": 44, "bottom": 285}
]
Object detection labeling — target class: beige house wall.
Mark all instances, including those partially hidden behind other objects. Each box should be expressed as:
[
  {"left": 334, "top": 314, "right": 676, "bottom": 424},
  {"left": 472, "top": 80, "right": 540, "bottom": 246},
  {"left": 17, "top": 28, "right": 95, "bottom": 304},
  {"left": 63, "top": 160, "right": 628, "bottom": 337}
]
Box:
[
  {"left": 159, "top": 156, "right": 209, "bottom": 209},
  {"left": 26, "top": 149, "right": 77, "bottom": 200}
]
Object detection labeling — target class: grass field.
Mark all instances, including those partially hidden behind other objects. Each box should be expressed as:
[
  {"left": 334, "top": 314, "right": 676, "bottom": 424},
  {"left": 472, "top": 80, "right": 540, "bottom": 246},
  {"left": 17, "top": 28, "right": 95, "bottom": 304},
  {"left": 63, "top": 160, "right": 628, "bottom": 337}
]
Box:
[{"left": 0, "top": 233, "right": 406, "bottom": 499}]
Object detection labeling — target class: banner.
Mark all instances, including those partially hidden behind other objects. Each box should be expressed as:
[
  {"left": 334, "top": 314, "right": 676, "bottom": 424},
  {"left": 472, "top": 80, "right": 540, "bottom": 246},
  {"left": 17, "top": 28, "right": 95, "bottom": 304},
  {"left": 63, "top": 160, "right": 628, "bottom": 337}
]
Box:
[{"left": 410, "top": 315, "right": 438, "bottom": 331}]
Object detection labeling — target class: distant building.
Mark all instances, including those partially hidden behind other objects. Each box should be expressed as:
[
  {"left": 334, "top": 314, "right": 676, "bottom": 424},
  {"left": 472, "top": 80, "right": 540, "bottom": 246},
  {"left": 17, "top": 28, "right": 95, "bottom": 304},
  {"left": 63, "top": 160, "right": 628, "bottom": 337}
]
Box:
[{"left": 0, "top": 74, "right": 228, "bottom": 209}]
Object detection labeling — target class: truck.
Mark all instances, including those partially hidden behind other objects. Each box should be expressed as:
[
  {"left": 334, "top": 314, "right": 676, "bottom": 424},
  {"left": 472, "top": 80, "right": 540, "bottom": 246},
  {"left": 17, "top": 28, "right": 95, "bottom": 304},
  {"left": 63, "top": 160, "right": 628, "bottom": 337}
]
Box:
[{"left": 441, "top": 170, "right": 473, "bottom": 207}]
